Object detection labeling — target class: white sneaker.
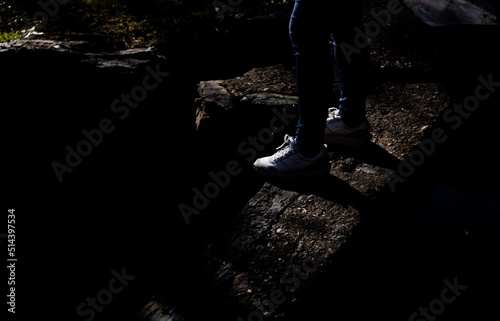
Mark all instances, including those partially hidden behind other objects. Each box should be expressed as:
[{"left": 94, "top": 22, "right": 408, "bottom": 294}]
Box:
[
  {"left": 253, "top": 135, "right": 330, "bottom": 179},
  {"left": 324, "top": 108, "right": 371, "bottom": 146}
]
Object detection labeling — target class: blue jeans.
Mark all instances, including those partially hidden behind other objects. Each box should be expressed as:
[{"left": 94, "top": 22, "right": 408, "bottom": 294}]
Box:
[{"left": 290, "top": 0, "right": 368, "bottom": 154}]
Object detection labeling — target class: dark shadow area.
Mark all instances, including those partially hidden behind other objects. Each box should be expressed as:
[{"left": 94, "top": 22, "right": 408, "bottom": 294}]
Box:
[
  {"left": 328, "top": 142, "right": 402, "bottom": 171},
  {"left": 140, "top": 174, "right": 375, "bottom": 321},
  {"left": 3, "top": 8, "right": 297, "bottom": 321},
  {"left": 274, "top": 21, "right": 500, "bottom": 321},
  {"left": 233, "top": 16, "right": 500, "bottom": 321},
  {"left": 4, "top": 1, "right": 500, "bottom": 321},
  {"left": 267, "top": 174, "right": 371, "bottom": 210}
]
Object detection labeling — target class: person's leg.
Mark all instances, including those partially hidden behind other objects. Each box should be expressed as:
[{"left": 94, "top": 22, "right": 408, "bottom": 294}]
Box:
[
  {"left": 253, "top": 0, "right": 337, "bottom": 177},
  {"left": 289, "top": 0, "right": 333, "bottom": 157},
  {"left": 331, "top": 0, "right": 369, "bottom": 127},
  {"left": 323, "top": 1, "right": 371, "bottom": 146}
]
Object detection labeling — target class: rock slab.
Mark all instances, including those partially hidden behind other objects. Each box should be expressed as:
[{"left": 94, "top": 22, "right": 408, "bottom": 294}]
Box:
[{"left": 404, "top": 0, "right": 498, "bottom": 26}]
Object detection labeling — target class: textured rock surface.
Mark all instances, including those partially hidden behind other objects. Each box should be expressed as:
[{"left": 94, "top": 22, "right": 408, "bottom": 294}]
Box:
[
  {"left": 136, "top": 67, "right": 454, "bottom": 321},
  {"left": 134, "top": 1, "right": 500, "bottom": 320},
  {"left": 0, "top": 35, "right": 166, "bottom": 74},
  {"left": 404, "top": 0, "right": 498, "bottom": 26},
  {"left": 4, "top": 2, "right": 499, "bottom": 320},
  {"left": 195, "top": 65, "right": 298, "bottom": 132}
]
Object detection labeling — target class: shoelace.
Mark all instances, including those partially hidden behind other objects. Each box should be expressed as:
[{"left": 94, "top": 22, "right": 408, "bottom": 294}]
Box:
[
  {"left": 327, "top": 107, "right": 341, "bottom": 123},
  {"left": 272, "top": 134, "right": 297, "bottom": 161}
]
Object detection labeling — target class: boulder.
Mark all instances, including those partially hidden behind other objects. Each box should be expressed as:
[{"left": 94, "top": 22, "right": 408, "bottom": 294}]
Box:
[
  {"left": 0, "top": 34, "right": 166, "bottom": 75},
  {"left": 195, "top": 64, "right": 298, "bottom": 132},
  {"left": 404, "top": 0, "right": 498, "bottom": 26},
  {"left": 136, "top": 69, "right": 457, "bottom": 321}
]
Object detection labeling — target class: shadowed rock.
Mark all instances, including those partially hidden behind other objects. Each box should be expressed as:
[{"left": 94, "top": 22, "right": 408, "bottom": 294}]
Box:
[
  {"left": 404, "top": 0, "right": 498, "bottom": 26},
  {"left": 0, "top": 35, "right": 166, "bottom": 74}
]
